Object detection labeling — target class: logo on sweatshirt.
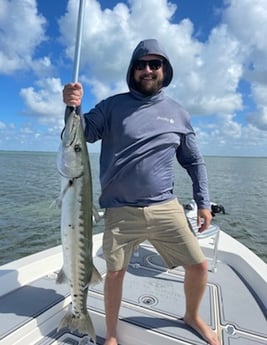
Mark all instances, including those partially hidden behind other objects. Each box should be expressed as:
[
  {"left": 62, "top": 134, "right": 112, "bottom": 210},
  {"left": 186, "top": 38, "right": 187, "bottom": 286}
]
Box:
[{"left": 157, "top": 116, "right": 174, "bottom": 124}]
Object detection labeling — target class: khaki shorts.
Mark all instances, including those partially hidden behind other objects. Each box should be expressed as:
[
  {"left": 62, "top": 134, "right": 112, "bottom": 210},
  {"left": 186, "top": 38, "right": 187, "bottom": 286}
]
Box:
[{"left": 103, "top": 198, "right": 205, "bottom": 271}]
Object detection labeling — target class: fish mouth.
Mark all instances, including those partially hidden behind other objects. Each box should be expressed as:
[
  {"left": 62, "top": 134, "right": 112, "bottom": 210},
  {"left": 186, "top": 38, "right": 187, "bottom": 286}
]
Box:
[
  {"left": 57, "top": 111, "right": 86, "bottom": 179},
  {"left": 61, "top": 112, "right": 81, "bottom": 148},
  {"left": 60, "top": 126, "right": 77, "bottom": 147}
]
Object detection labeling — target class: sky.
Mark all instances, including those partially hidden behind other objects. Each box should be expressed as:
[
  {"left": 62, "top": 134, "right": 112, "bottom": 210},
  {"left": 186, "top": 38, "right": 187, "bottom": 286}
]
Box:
[{"left": 0, "top": 0, "right": 267, "bottom": 156}]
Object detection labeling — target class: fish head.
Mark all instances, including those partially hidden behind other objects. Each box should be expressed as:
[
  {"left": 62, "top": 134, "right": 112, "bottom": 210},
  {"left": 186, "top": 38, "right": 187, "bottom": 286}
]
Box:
[{"left": 57, "top": 111, "right": 86, "bottom": 178}]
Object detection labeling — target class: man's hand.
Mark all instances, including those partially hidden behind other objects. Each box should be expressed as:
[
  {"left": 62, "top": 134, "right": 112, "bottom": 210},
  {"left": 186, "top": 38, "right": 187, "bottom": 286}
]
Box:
[
  {"left": 197, "top": 208, "right": 212, "bottom": 233},
  {"left": 63, "top": 82, "right": 83, "bottom": 107}
]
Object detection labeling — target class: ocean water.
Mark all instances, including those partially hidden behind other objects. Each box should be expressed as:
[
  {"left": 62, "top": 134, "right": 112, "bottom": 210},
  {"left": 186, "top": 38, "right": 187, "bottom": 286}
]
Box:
[{"left": 0, "top": 151, "right": 266, "bottom": 265}]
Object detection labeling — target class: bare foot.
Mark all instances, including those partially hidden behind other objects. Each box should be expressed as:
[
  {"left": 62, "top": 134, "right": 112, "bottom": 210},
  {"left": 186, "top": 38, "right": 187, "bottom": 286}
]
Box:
[
  {"left": 183, "top": 315, "right": 220, "bottom": 345},
  {"left": 103, "top": 337, "right": 118, "bottom": 345}
]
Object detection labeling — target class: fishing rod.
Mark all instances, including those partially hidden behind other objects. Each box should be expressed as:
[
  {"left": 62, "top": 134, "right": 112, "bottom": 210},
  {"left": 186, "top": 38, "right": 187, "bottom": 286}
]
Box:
[
  {"left": 72, "top": 0, "right": 86, "bottom": 83},
  {"left": 61, "top": 0, "right": 86, "bottom": 137}
]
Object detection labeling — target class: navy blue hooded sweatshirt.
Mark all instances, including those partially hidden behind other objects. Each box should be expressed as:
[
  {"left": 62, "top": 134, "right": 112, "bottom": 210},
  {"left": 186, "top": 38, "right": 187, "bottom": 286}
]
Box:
[{"left": 68, "top": 39, "right": 210, "bottom": 209}]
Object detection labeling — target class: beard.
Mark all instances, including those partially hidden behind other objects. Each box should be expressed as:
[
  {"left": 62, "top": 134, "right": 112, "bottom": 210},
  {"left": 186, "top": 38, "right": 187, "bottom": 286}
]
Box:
[{"left": 132, "top": 75, "right": 164, "bottom": 96}]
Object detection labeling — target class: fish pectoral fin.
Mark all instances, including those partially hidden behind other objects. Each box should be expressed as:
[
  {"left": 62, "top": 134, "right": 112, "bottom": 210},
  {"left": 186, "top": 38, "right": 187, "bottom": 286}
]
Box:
[
  {"left": 56, "top": 268, "right": 67, "bottom": 284},
  {"left": 54, "top": 179, "right": 74, "bottom": 209},
  {"left": 61, "top": 179, "right": 74, "bottom": 197},
  {"left": 50, "top": 179, "right": 73, "bottom": 210},
  {"left": 49, "top": 196, "right": 62, "bottom": 209}
]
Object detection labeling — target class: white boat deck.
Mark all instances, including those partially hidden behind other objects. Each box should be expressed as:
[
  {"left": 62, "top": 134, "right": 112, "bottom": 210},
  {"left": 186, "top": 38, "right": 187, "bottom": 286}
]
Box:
[{"left": 0, "top": 232, "right": 266, "bottom": 345}]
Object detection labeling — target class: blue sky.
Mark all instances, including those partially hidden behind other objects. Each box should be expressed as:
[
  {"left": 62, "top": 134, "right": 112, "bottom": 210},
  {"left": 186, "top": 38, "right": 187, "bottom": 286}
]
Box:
[{"left": 0, "top": 0, "right": 267, "bottom": 156}]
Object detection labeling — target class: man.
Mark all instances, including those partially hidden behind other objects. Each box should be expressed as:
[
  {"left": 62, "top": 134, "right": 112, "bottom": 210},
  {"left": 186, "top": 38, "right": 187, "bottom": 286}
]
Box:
[{"left": 63, "top": 39, "right": 219, "bottom": 345}]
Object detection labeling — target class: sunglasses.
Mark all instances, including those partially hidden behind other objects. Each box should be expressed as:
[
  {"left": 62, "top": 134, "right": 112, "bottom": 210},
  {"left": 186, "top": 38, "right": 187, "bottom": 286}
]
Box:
[{"left": 133, "top": 59, "right": 164, "bottom": 71}]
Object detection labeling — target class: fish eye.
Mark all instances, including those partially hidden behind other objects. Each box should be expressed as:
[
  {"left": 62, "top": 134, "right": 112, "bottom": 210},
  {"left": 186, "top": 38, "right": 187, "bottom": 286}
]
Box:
[{"left": 74, "top": 144, "right": 82, "bottom": 152}]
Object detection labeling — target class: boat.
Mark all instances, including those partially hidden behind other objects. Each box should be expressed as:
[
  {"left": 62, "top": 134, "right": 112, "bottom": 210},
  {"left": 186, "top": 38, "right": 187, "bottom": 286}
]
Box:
[{"left": 0, "top": 200, "right": 266, "bottom": 345}]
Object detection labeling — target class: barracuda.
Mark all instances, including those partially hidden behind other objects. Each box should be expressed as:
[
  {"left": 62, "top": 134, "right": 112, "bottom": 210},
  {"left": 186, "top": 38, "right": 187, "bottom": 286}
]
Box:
[{"left": 56, "top": 109, "right": 102, "bottom": 342}]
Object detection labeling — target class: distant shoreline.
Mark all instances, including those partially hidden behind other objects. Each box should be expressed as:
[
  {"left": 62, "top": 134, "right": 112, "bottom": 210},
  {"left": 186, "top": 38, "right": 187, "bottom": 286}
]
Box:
[{"left": 0, "top": 149, "right": 266, "bottom": 159}]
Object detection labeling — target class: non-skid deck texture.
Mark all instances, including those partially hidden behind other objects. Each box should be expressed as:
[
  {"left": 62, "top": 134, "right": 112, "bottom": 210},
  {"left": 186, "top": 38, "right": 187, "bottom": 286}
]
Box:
[
  {"left": 0, "top": 245, "right": 266, "bottom": 345},
  {"left": 90, "top": 245, "right": 267, "bottom": 344}
]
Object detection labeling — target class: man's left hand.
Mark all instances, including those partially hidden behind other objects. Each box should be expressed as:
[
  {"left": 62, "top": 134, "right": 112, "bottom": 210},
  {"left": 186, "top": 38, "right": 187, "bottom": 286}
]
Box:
[{"left": 197, "top": 208, "right": 212, "bottom": 233}]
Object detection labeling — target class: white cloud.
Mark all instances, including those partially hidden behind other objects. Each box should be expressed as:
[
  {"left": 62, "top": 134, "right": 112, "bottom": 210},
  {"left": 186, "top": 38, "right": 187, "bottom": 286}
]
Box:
[
  {"left": 0, "top": 121, "right": 6, "bottom": 129},
  {"left": 20, "top": 78, "right": 65, "bottom": 127},
  {"left": 20, "top": 127, "right": 34, "bottom": 135},
  {"left": 223, "top": 0, "right": 267, "bottom": 132},
  {"left": 58, "top": 0, "right": 245, "bottom": 119},
  {"left": 2, "top": 0, "right": 267, "bottom": 155},
  {"left": 0, "top": 0, "right": 48, "bottom": 74},
  {"left": 195, "top": 114, "right": 267, "bottom": 157},
  {"left": 223, "top": 0, "right": 267, "bottom": 52},
  {"left": 247, "top": 82, "right": 267, "bottom": 130},
  {"left": 218, "top": 113, "right": 242, "bottom": 138},
  {"left": 0, "top": 120, "right": 62, "bottom": 152},
  {"left": 252, "top": 83, "right": 267, "bottom": 106}
]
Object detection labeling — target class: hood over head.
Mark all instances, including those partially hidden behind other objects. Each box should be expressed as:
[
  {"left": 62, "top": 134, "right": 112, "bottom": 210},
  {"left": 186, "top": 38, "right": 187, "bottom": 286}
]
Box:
[{"left": 126, "top": 39, "right": 173, "bottom": 90}]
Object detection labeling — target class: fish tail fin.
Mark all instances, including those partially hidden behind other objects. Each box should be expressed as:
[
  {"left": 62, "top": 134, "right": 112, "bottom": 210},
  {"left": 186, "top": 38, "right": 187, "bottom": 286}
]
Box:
[
  {"left": 58, "top": 308, "right": 96, "bottom": 342},
  {"left": 56, "top": 268, "right": 67, "bottom": 284},
  {"left": 90, "top": 265, "right": 103, "bottom": 285}
]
